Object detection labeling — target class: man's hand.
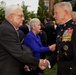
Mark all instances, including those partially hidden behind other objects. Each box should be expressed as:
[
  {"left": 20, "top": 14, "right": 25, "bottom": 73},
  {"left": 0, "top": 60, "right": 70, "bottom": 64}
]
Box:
[
  {"left": 38, "top": 59, "right": 49, "bottom": 70},
  {"left": 24, "top": 65, "right": 30, "bottom": 71},
  {"left": 24, "top": 59, "right": 50, "bottom": 71},
  {"left": 49, "top": 44, "right": 56, "bottom": 51}
]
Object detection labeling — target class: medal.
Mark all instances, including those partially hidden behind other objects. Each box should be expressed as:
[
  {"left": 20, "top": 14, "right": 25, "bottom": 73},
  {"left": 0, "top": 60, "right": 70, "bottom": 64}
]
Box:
[{"left": 63, "top": 45, "right": 68, "bottom": 51}]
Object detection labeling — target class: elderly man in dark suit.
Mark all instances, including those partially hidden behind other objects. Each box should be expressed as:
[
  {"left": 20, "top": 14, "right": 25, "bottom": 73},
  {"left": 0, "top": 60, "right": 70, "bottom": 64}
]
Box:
[{"left": 0, "top": 5, "right": 50, "bottom": 75}]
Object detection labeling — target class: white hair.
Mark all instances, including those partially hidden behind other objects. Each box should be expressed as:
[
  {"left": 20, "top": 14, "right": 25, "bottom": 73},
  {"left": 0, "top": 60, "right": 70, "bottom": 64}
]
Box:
[
  {"left": 5, "top": 5, "right": 23, "bottom": 18},
  {"left": 54, "top": 2, "right": 72, "bottom": 14},
  {"left": 29, "top": 18, "right": 41, "bottom": 29},
  {"left": 72, "top": 11, "right": 76, "bottom": 22}
]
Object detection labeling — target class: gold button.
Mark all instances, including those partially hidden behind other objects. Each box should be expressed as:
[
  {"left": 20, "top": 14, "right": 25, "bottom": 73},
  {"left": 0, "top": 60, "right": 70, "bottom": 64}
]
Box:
[
  {"left": 64, "top": 24, "right": 66, "bottom": 27},
  {"left": 57, "top": 51, "right": 59, "bottom": 53},
  {"left": 70, "top": 67, "right": 72, "bottom": 70},
  {"left": 72, "top": 22, "right": 74, "bottom": 24},
  {"left": 57, "top": 35, "right": 60, "bottom": 38},
  {"left": 61, "top": 29, "right": 63, "bottom": 31}
]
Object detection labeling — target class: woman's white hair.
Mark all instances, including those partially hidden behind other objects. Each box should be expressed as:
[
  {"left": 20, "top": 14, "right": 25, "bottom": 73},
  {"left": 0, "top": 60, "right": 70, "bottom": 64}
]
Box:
[
  {"left": 54, "top": 2, "right": 72, "bottom": 14},
  {"left": 29, "top": 18, "right": 41, "bottom": 29},
  {"left": 5, "top": 5, "right": 23, "bottom": 18}
]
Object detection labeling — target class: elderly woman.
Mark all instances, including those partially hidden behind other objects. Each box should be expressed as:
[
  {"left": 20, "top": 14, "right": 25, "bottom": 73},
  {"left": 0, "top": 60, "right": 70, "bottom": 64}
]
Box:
[
  {"left": 24, "top": 18, "right": 55, "bottom": 59},
  {"left": 24, "top": 18, "right": 56, "bottom": 75}
]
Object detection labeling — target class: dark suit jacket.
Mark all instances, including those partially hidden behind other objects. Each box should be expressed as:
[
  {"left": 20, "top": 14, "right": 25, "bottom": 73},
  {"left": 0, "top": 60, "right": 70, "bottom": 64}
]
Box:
[
  {"left": 19, "top": 25, "right": 29, "bottom": 35},
  {"left": 44, "top": 23, "right": 57, "bottom": 45},
  {"left": 0, "top": 20, "right": 39, "bottom": 75},
  {"left": 18, "top": 29, "right": 25, "bottom": 44}
]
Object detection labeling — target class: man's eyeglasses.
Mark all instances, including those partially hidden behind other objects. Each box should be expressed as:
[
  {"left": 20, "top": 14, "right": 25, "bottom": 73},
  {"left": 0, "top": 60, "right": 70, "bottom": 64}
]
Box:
[{"left": 12, "top": 14, "right": 24, "bottom": 18}]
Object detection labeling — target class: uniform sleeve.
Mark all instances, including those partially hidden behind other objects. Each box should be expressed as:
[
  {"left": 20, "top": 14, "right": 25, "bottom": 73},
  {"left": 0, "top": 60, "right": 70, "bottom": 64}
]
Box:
[
  {"left": 48, "top": 50, "right": 57, "bottom": 68},
  {"left": 72, "top": 27, "right": 76, "bottom": 65}
]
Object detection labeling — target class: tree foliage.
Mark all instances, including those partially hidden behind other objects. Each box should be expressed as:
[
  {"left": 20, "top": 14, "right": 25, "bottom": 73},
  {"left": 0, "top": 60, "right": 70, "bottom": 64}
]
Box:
[
  {"left": 21, "top": 1, "right": 37, "bottom": 19},
  {"left": 70, "top": 0, "right": 76, "bottom": 11},
  {"left": 37, "top": 0, "right": 62, "bottom": 23},
  {"left": 37, "top": 0, "right": 50, "bottom": 23},
  {"left": 0, "top": 1, "right": 37, "bottom": 23},
  {"left": 21, "top": 1, "right": 30, "bottom": 19},
  {"left": 0, "top": 0, "right": 5, "bottom": 24},
  {"left": 0, "top": 7, "right": 5, "bottom": 23}
]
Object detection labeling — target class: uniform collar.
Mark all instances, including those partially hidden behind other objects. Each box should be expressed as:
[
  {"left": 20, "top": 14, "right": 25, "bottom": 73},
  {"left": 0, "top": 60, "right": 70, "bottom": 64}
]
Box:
[{"left": 60, "top": 19, "right": 74, "bottom": 28}]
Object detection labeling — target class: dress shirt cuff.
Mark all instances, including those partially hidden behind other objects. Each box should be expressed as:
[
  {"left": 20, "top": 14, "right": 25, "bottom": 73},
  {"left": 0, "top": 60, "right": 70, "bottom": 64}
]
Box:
[{"left": 47, "top": 61, "right": 51, "bottom": 68}]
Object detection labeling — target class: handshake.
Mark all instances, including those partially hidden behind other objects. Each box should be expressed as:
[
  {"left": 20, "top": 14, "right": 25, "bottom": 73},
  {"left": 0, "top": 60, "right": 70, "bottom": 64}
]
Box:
[
  {"left": 39, "top": 59, "right": 50, "bottom": 70},
  {"left": 24, "top": 59, "right": 50, "bottom": 71},
  {"left": 24, "top": 44, "right": 56, "bottom": 71}
]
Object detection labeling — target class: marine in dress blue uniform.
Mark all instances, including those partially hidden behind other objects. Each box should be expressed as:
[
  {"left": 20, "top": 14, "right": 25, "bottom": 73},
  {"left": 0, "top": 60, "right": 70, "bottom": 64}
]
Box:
[{"left": 48, "top": 19, "right": 76, "bottom": 75}]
